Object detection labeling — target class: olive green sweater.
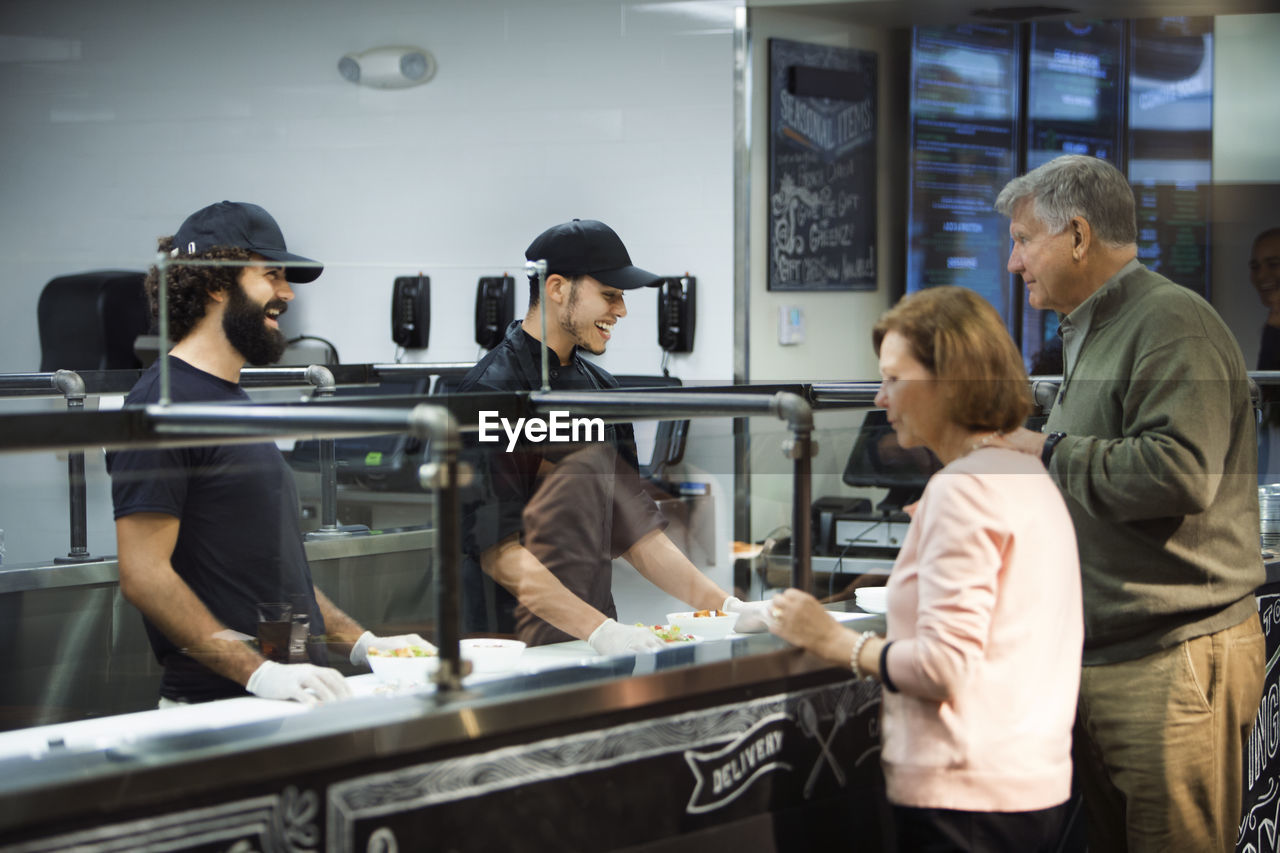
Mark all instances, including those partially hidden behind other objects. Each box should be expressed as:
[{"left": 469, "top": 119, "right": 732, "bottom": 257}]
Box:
[{"left": 1044, "top": 263, "right": 1263, "bottom": 665}]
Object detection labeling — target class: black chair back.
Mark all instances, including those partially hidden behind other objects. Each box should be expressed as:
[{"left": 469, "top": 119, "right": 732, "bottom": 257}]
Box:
[{"left": 38, "top": 270, "right": 150, "bottom": 371}]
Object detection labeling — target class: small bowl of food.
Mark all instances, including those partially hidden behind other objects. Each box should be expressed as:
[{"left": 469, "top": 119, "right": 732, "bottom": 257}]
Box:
[
  {"left": 460, "top": 638, "right": 526, "bottom": 674},
  {"left": 666, "top": 609, "right": 739, "bottom": 640},
  {"left": 366, "top": 644, "right": 439, "bottom": 685}
]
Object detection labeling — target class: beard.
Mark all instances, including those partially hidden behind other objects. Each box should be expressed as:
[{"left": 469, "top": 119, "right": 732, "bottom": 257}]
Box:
[
  {"left": 223, "top": 281, "right": 288, "bottom": 366},
  {"left": 558, "top": 281, "right": 605, "bottom": 355}
]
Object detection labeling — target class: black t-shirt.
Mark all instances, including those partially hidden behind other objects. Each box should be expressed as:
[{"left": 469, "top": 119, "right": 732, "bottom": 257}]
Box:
[
  {"left": 1259, "top": 324, "right": 1280, "bottom": 371},
  {"left": 455, "top": 322, "right": 665, "bottom": 643},
  {"left": 106, "top": 356, "right": 326, "bottom": 702}
]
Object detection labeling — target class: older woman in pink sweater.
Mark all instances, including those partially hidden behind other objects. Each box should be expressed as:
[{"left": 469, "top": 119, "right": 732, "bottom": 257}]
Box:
[{"left": 770, "top": 286, "right": 1082, "bottom": 852}]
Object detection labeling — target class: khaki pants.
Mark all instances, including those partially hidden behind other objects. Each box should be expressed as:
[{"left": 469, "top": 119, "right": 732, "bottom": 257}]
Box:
[{"left": 1074, "top": 614, "right": 1265, "bottom": 853}]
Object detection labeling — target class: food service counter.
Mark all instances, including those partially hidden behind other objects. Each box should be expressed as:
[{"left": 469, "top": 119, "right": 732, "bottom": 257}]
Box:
[{"left": 0, "top": 610, "right": 891, "bottom": 853}]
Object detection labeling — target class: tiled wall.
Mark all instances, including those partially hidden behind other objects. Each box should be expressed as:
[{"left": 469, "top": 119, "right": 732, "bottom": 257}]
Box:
[
  {"left": 0, "top": 0, "right": 739, "bottom": 566},
  {"left": 0, "top": 0, "right": 738, "bottom": 379}
]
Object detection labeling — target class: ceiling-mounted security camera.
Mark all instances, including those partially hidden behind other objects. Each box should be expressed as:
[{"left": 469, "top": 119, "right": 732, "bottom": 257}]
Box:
[{"left": 337, "top": 45, "right": 436, "bottom": 89}]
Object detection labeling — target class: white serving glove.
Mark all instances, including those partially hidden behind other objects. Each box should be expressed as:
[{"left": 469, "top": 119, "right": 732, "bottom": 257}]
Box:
[
  {"left": 587, "top": 618, "right": 667, "bottom": 656},
  {"left": 349, "top": 630, "right": 436, "bottom": 667},
  {"left": 246, "top": 660, "right": 352, "bottom": 706},
  {"left": 723, "top": 596, "right": 774, "bottom": 633}
]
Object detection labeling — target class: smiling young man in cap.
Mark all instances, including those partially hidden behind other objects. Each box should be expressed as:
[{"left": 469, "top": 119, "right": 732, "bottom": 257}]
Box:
[
  {"left": 107, "top": 201, "right": 429, "bottom": 707},
  {"left": 456, "top": 219, "right": 771, "bottom": 655}
]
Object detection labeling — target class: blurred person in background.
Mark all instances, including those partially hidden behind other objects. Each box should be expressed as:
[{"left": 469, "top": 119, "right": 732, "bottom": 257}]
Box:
[{"left": 1250, "top": 227, "right": 1280, "bottom": 370}]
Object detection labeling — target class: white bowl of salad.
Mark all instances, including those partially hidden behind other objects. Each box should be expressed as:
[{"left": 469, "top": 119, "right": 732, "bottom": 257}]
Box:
[
  {"left": 666, "top": 609, "right": 739, "bottom": 640},
  {"left": 366, "top": 644, "right": 438, "bottom": 685}
]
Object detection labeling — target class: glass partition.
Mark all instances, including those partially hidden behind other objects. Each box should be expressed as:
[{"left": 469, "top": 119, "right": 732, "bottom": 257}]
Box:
[{"left": 0, "top": 375, "right": 829, "bottom": 739}]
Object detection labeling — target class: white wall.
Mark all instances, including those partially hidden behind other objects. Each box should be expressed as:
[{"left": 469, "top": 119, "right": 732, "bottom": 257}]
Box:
[
  {"left": 741, "top": 6, "right": 904, "bottom": 548},
  {"left": 744, "top": 6, "right": 904, "bottom": 385},
  {"left": 0, "top": 0, "right": 738, "bottom": 380},
  {"left": 1212, "top": 14, "right": 1280, "bottom": 185},
  {"left": 1208, "top": 13, "right": 1280, "bottom": 364},
  {"left": 0, "top": 0, "right": 741, "bottom": 565}
]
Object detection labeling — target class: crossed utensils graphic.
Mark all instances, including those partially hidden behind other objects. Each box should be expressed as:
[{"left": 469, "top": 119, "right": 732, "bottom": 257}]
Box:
[{"left": 797, "top": 684, "right": 856, "bottom": 798}]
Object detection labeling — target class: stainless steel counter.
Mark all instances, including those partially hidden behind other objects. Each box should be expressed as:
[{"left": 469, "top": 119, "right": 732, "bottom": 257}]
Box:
[
  {"left": 0, "top": 528, "right": 435, "bottom": 730},
  {"left": 0, "top": 609, "right": 888, "bottom": 851},
  {"left": 0, "top": 527, "right": 432, "bottom": 593}
]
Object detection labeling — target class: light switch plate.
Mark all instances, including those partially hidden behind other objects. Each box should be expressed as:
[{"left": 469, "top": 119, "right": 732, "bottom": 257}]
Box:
[{"left": 778, "top": 305, "right": 805, "bottom": 345}]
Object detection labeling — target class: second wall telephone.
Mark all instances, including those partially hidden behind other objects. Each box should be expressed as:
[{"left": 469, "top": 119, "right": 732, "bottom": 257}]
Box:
[
  {"left": 391, "top": 274, "right": 430, "bottom": 349},
  {"left": 475, "top": 275, "right": 515, "bottom": 350},
  {"left": 657, "top": 275, "right": 696, "bottom": 354}
]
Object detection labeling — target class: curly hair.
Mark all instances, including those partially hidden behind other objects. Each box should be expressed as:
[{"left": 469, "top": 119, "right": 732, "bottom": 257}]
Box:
[{"left": 144, "top": 236, "right": 251, "bottom": 343}]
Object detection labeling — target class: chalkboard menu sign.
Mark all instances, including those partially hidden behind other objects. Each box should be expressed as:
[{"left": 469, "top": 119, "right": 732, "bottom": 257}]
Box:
[{"left": 768, "top": 39, "right": 877, "bottom": 292}]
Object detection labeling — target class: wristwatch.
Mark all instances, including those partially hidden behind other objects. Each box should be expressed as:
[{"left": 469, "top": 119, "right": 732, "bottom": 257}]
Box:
[{"left": 1041, "top": 431, "right": 1066, "bottom": 467}]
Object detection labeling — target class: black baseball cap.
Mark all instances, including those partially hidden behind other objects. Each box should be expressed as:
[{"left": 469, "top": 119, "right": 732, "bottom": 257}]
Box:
[
  {"left": 172, "top": 201, "right": 322, "bottom": 283},
  {"left": 524, "top": 219, "right": 661, "bottom": 290}
]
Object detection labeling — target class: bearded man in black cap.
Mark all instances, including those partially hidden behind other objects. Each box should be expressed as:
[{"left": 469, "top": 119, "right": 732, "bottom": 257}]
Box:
[
  {"left": 457, "top": 219, "right": 771, "bottom": 655},
  {"left": 108, "top": 201, "right": 429, "bottom": 707}
]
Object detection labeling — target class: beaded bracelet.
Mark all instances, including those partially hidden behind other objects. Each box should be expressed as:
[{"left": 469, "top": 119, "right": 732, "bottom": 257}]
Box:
[{"left": 850, "top": 630, "right": 876, "bottom": 680}]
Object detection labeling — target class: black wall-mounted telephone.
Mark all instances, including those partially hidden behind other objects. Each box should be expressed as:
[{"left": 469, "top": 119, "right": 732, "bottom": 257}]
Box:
[
  {"left": 391, "top": 274, "right": 430, "bottom": 349},
  {"left": 475, "top": 275, "right": 515, "bottom": 350},
  {"left": 657, "top": 275, "right": 696, "bottom": 353}
]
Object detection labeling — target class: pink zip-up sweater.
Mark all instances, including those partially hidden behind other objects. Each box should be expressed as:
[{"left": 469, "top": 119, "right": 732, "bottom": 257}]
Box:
[{"left": 880, "top": 446, "right": 1083, "bottom": 812}]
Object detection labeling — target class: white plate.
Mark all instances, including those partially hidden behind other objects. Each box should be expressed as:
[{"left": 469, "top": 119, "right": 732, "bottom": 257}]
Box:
[
  {"left": 666, "top": 611, "right": 739, "bottom": 640},
  {"left": 854, "top": 587, "right": 888, "bottom": 614},
  {"left": 829, "top": 610, "right": 878, "bottom": 624}
]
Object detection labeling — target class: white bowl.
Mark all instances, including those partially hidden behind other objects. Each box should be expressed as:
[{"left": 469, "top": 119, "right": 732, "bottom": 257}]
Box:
[
  {"left": 461, "top": 638, "right": 526, "bottom": 673},
  {"left": 366, "top": 649, "right": 439, "bottom": 685},
  {"left": 666, "top": 610, "right": 739, "bottom": 640}
]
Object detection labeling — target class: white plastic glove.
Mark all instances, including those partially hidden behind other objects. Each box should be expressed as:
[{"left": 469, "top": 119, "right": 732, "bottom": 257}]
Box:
[
  {"left": 349, "top": 630, "right": 436, "bottom": 667},
  {"left": 246, "top": 660, "right": 352, "bottom": 706},
  {"left": 587, "top": 618, "right": 667, "bottom": 656},
  {"left": 723, "top": 596, "right": 774, "bottom": 633}
]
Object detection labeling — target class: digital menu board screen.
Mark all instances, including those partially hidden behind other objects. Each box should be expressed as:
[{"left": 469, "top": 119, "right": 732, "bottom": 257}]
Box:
[
  {"left": 1022, "top": 20, "right": 1125, "bottom": 368},
  {"left": 1026, "top": 20, "right": 1125, "bottom": 169},
  {"left": 1128, "top": 16, "right": 1213, "bottom": 299},
  {"left": 907, "top": 23, "right": 1021, "bottom": 327},
  {"left": 907, "top": 16, "right": 1213, "bottom": 368}
]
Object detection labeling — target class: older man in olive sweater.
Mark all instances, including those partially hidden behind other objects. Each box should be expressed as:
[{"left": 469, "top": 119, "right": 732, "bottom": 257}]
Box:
[{"left": 998, "top": 155, "right": 1265, "bottom": 853}]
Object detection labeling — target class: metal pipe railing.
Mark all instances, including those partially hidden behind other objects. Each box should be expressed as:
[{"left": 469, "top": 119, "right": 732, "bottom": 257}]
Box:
[
  {"left": 50, "top": 371, "right": 94, "bottom": 564},
  {"left": 809, "top": 382, "right": 880, "bottom": 407},
  {"left": 0, "top": 372, "right": 85, "bottom": 393},
  {"left": 0, "top": 371, "right": 99, "bottom": 563},
  {"left": 237, "top": 365, "right": 337, "bottom": 388},
  {"left": 371, "top": 363, "right": 476, "bottom": 378},
  {"left": 528, "top": 389, "right": 816, "bottom": 592},
  {"left": 413, "top": 405, "right": 464, "bottom": 691},
  {"left": 251, "top": 366, "right": 352, "bottom": 540}
]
